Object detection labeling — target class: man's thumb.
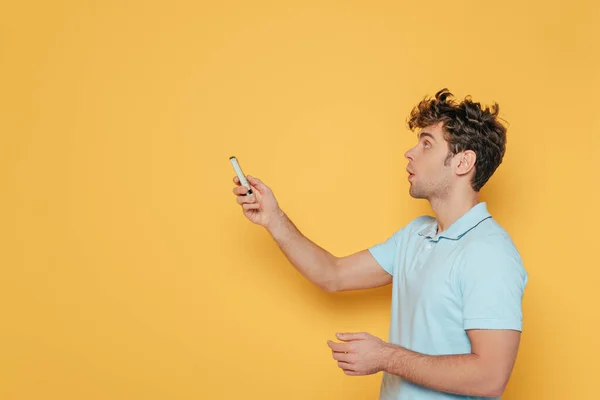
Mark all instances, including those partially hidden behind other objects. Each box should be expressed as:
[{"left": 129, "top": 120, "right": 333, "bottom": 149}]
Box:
[
  {"left": 336, "top": 332, "right": 364, "bottom": 341},
  {"left": 247, "top": 175, "right": 267, "bottom": 192}
]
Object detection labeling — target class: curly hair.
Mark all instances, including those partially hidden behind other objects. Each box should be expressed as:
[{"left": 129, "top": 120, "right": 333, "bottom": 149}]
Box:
[{"left": 407, "top": 88, "right": 507, "bottom": 192}]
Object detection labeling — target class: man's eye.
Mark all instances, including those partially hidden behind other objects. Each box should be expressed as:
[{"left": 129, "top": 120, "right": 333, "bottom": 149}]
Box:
[{"left": 423, "top": 141, "right": 431, "bottom": 148}]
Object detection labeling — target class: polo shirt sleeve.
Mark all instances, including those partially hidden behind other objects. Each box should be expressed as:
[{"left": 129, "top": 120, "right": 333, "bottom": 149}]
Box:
[
  {"left": 367, "top": 228, "right": 403, "bottom": 275},
  {"left": 459, "top": 241, "right": 528, "bottom": 331}
]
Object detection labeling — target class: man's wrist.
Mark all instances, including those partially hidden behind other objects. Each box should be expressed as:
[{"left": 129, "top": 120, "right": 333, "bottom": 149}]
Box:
[
  {"left": 380, "top": 342, "right": 406, "bottom": 375},
  {"left": 266, "top": 208, "right": 288, "bottom": 236}
]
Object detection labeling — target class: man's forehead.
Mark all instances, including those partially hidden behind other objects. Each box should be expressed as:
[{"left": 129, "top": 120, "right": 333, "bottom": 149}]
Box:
[{"left": 418, "top": 122, "right": 446, "bottom": 140}]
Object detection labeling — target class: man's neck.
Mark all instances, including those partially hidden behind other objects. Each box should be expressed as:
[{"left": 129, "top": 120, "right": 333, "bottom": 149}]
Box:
[{"left": 429, "top": 190, "right": 480, "bottom": 234}]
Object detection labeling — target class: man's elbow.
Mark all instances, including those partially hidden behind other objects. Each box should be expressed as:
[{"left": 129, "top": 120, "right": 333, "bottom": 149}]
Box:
[
  {"left": 321, "top": 276, "right": 341, "bottom": 292},
  {"left": 321, "top": 263, "right": 342, "bottom": 292},
  {"left": 484, "top": 385, "right": 505, "bottom": 398},
  {"left": 322, "top": 282, "right": 338, "bottom": 292},
  {"left": 482, "top": 375, "right": 509, "bottom": 398}
]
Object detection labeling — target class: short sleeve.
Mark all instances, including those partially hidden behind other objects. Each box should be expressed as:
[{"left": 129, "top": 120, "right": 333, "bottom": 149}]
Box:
[
  {"left": 460, "top": 242, "right": 528, "bottom": 331},
  {"left": 367, "top": 229, "right": 403, "bottom": 276}
]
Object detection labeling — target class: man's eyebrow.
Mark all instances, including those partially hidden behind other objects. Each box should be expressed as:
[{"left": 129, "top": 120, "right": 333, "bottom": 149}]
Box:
[{"left": 418, "top": 132, "right": 436, "bottom": 142}]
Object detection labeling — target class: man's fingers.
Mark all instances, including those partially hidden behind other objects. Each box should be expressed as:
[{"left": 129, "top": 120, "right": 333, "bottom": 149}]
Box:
[
  {"left": 337, "top": 361, "right": 354, "bottom": 370},
  {"left": 232, "top": 186, "right": 248, "bottom": 195},
  {"left": 233, "top": 176, "right": 241, "bottom": 185},
  {"left": 327, "top": 340, "right": 352, "bottom": 353},
  {"left": 242, "top": 202, "right": 261, "bottom": 210},
  {"left": 237, "top": 194, "right": 256, "bottom": 205},
  {"left": 343, "top": 370, "right": 362, "bottom": 376},
  {"left": 332, "top": 351, "right": 352, "bottom": 362}
]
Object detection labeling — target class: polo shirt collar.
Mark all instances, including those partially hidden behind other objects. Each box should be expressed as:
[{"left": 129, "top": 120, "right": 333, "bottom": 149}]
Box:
[{"left": 417, "top": 202, "right": 492, "bottom": 241}]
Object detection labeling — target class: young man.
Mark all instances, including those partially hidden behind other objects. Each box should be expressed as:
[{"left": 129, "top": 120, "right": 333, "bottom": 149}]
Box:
[{"left": 231, "top": 89, "right": 528, "bottom": 400}]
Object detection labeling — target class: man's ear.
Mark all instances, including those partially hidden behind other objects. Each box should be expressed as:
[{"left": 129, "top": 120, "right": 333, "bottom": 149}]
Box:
[{"left": 456, "top": 150, "right": 476, "bottom": 176}]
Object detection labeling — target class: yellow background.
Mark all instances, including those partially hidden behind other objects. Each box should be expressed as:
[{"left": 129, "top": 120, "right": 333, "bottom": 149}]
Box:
[{"left": 1, "top": 1, "right": 599, "bottom": 399}]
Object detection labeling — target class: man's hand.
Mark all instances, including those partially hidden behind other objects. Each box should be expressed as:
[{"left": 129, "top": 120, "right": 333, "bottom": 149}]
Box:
[
  {"left": 232, "top": 175, "right": 283, "bottom": 229},
  {"left": 327, "top": 332, "right": 391, "bottom": 376}
]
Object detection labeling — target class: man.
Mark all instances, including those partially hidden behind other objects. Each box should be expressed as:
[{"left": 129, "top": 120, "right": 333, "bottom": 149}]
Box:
[{"left": 231, "top": 89, "right": 528, "bottom": 399}]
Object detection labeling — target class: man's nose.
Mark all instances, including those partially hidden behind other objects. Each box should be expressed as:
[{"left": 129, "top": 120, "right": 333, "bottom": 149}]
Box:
[{"left": 404, "top": 147, "right": 414, "bottom": 160}]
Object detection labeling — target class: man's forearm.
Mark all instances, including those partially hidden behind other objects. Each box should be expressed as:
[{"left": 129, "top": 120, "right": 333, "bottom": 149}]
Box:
[
  {"left": 382, "top": 344, "right": 504, "bottom": 398},
  {"left": 266, "top": 210, "right": 338, "bottom": 291}
]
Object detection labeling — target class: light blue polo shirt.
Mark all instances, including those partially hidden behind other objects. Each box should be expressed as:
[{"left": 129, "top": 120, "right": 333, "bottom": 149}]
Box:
[{"left": 368, "top": 202, "right": 528, "bottom": 400}]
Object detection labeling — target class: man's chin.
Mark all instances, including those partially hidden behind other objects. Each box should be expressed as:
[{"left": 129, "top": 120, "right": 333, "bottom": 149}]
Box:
[{"left": 409, "top": 187, "right": 426, "bottom": 199}]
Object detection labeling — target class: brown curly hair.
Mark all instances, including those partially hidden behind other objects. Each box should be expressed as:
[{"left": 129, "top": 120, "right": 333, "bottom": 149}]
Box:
[{"left": 407, "top": 88, "right": 507, "bottom": 192}]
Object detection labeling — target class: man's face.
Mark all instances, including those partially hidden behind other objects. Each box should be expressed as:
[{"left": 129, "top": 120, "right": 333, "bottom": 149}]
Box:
[{"left": 404, "top": 122, "right": 455, "bottom": 200}]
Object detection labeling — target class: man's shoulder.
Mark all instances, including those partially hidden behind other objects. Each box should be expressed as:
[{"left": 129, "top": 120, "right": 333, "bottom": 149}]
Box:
[
  {"left": 407, "top": 214, "right": 436, "bottom": 229},
  {"left": 469, "top": 217, "right": 517, "bottom": 246},
  {"left": 461, "top": 217, "right": 524, "bottom": 266}
]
